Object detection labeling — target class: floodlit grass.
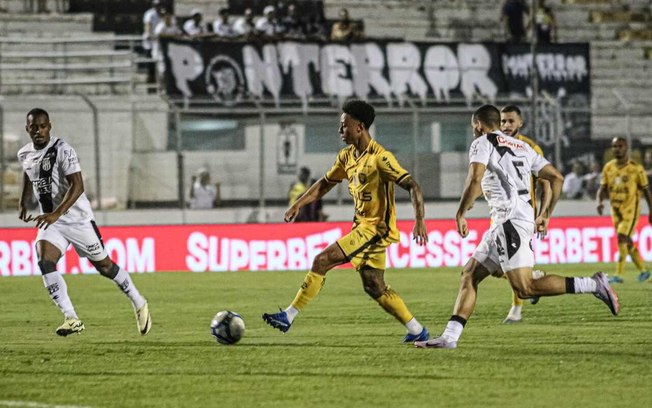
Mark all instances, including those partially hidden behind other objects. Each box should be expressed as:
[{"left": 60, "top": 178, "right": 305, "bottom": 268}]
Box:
[{"left": 1, "top": 263, "right": 651, "bottom": 408}]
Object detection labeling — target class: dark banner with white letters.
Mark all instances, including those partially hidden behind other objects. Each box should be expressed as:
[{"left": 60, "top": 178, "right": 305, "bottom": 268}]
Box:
[{"left": 162, "top": 39, "right": 590, "bottom": 105}]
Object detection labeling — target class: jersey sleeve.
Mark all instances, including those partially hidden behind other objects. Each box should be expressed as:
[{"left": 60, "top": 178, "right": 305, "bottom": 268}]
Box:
[
  {"left": 377, "top": 150, "right": 410, "bottom": 184},
  {"left": 469, "top": 137, "right": 490, "bottom": 165},
  {"left": 599, "top": 165, "right": 608, "bottom": 186},
  {"left": 529, "top": 148, "right": 550, "bottom": 175},
  {"left": 637, "top": 165, "right": 649, "bottom": 188},
  {"left": 532, "top": 143, "right": 544, "bottom": 157},
  {"left": 58, "top": 142, "right": 82, "bottom": 176},
  {"left": 324, "top": 150, "right": 347, "bottom": 183}
]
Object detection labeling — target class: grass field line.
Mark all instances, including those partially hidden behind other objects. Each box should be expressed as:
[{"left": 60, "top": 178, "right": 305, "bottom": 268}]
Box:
[{"left": 0, "top": 401, "right": 92, "bottom": 408}]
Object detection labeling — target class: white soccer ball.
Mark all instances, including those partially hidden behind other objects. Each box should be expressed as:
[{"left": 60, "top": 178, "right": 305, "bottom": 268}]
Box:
[{"left": 210, "top": 310, "right": 245, "bottom": 345}]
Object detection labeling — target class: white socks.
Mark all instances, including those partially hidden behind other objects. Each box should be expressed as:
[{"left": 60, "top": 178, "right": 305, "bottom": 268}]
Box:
[
  {"left": 284, "top": 305, "right": 299, "bottom": 323},
  {"left": 113, "top": 267, "right": 146, "bottom": 309},
  {"left": 574, "top": 277, "right": 598, "bottom": 294},
  {"left": 42, "top": 272, "right": 77, "bottom": 319},
  {"left": 442, "top": 320, "right": 464, "bottom": 342},
  {"left": 508, "top": 305, "right": 522, "bottom": 318},
  {"left": 405, "top": 318, "right": 424, "bottom": 335}
]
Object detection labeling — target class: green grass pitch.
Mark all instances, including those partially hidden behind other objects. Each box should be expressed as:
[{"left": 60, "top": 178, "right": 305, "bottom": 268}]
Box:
[{"left": 1, "top": 263, "right": 651, "bottom": 408}]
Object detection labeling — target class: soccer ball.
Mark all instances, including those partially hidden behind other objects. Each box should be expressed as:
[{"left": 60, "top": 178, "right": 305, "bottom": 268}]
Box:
[{"left": 210, "top": 311, "right": 245, "bottom": 345}]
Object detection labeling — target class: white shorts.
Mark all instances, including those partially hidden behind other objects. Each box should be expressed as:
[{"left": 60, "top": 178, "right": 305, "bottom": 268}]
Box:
[
  {"left": 472, "top": 219, "right": 534, "bottom": 274},
  {"left": 36, "top": 220, "right": 108, "bottom": 261}
]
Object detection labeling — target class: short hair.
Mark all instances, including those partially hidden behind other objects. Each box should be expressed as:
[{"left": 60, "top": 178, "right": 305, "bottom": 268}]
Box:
[
  {"left": 472, "top": 104, "right": 501, "bottom": 128},
  {"left": 26, "top": 108, "right": 49, "bottom": 121},
  {"left": 501, "top": 105, "right": 522, "bottom": 117},
  {"left": 612, "top": 137, "right": 627, "bottom": 145},
  {"left": 342, "top": 99, "right": 375, "bottom": 129}
]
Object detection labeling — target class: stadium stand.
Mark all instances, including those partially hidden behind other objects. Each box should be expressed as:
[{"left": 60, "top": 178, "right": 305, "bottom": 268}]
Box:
[{"left": 1, "top": 0, "right": 652, "bottom": 210}]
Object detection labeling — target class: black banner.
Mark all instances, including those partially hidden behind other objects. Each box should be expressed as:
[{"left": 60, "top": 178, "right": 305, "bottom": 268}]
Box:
[{"left": 163, "top": 39, "right": 590, "bottom": 106}]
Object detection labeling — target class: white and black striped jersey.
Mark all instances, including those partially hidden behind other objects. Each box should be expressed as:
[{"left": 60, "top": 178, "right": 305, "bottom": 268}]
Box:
[
  {"left": 469, "top": 130, "right": 549, "bottom": 224},
  {"left": 18, "top": 137, "right": 94, "bottom": 224}
]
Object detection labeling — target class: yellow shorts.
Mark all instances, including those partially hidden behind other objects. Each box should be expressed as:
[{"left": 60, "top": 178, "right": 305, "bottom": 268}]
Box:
[
  {"left": 337, "top": 223, "right": 388, "bottom": 271},
  {"left": 612, "top": 207, "right": 640, "bottom": 237}
]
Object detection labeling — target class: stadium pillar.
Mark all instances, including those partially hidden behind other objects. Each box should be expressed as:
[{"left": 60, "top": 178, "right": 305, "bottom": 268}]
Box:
[
  {"left": 78, "top": 94, "right": 102, "bottom": 211},
  {"left": 530, "top": 0, "right": 538, "bottom": 140}
]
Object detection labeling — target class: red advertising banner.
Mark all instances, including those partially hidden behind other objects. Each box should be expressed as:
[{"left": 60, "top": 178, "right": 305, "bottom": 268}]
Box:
[{"left": 1, "top": 216, "right": 651, "bottom": 276}]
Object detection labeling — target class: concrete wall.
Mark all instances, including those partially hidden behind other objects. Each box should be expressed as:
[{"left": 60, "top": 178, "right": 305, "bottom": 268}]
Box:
[{"left": 1, "top": 95, "right": 168, "bottom": 208}]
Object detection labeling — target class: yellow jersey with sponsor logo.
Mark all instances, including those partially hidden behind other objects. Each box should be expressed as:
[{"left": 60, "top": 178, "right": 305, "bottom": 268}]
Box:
[
  {"left": 325, "top": 139, "right": 410, "bottom": 243},
  {"left": 600, "top": 159, "right": 648, "bottom": 212},
  {"left": 517, "top": 134, "right": 544, "bottom": 214}
]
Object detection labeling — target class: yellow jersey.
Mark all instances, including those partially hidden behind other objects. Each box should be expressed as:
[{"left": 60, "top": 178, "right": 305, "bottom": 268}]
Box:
[
  {"left": 517, "top": 134, "right": 544, "bottom": 214},
  {"left": 600, "top": 159, "right": 648, "bottom": 211},
  {"left": 288, "top": 181, "right": 307, "bottom": 205},
  {"left": 325, "top": 139, "right": 409, "bottom": 243}
]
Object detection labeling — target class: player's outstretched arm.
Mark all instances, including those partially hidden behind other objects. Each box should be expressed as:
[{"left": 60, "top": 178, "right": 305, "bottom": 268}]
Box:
[
  {"left": 284, "top": 177, "right": 336, "bottom": 222},
  {"left": 33, "top": 172, "right": 84, "bottom": 230},
  {"left": 456, "top": 163, "right": 485, "bottom": 237},
  {"left": 398, "top": 176, "right": 427, "bottom": 246},
  {"left": 18, "top": 172, "right": 34, "bottom": 222},
  {"left": 536, "top": 164, "right": 563, "bottom": 217},
  {"left": 535, "top": 178, "right": 552, "bottom": 238}
]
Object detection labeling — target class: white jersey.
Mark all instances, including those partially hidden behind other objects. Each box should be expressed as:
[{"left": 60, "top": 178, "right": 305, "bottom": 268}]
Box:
[
  {"left": 17, "top": 137, "right": 94, "bottom": 224},
  {"left": 469, "top": 130, "right": 549, "bottom": 224}
]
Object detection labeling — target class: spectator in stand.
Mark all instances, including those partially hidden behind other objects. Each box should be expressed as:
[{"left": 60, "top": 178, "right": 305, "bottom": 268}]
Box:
[
  {"left": 143, "top": 0, "right": 165, "bottom": 53},
  {"left": 153, "top": 10, "right": 183, "bottom": 91},
  {"left": 305, "top": 178, "right": 329, "bottom": 222},
  {"left": 142, "top": 0, "right": 165, "bottom": 84},
  {"left": 281, "top": 3, "right": 305, "bottom": 39},
  {"left": 535, "top": 0, "right": 557, "bottom": 43},
  {"left": 233, "top": 7, "right": 256, "bottom": 38},
  {"left": 304, "top": 10, "right": 327, "bottom": 41},
  {"left": 213, "top": 7, "right": 238, "bottom": 38},
  {"left": 288, "top": 167, "right": 311, "bottom": 222},
  {"left": 582, "top": 162, "right": 602, "bottom": 199},
  {"left": 255, "top": 5, "right": 284, "bottom": 39},
  {"left": 330, "top": 8, "right": 362, "bottom": 41},
  {"left": 501, "top": 0, "right": 529, "bottom": 43},
  {"left": 562, "top": 162, "right": 585, "bottom": 199},
  {"left": 189, "top": 168, "right": 221, "bottom": 209},
  {"left": 643, "top": 150, "right": 652, "bottom": 179},
  {"left": 183, "top": 9, "right": 207, "bottom": 37}
]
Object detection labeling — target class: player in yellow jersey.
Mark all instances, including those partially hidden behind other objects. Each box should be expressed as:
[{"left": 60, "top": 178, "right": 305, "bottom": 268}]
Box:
[
  {"left": 500, "top": 105, "right": 552, "bottom": 323},
  {"left": 262, "top": 99, "right": 430, "bottom": 343},
  {"left": 596, "top": 137, "right": 652, "bottom": 283}
]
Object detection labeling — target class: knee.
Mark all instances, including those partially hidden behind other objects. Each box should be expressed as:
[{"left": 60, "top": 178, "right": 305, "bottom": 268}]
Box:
[
  {"left": 311, "top": 252, "right": 331, "bottom": 273},
  {"left": 460, "top": 266, "right": 480, "bottom": 288},
  {"left": 512, "top": 280, "right": 535, "bottom": 299},
  {"left": 363, "top": 281, "right": 385, "bottom": 299},
  {"left": 95, "top": 261, "right": 119, "bottom": 279},
  {"left": 37, "top": 260, "right": 57, "bottom": 275}
]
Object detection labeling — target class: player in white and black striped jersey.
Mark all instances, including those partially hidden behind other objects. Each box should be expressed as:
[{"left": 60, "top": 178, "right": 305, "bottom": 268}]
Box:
[
  {"left": 415, "top": 104, "right": 621, "bottom": 349},
  {"left": 17, "top": 108, "right": 151, "bottom": 337}
]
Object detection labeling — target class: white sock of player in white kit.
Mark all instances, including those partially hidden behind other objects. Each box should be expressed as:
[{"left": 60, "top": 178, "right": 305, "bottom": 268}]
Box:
[
  {"left": 42, "top": 272, "right": 78, "bottom": 319},
  {"left": 572, "top": 277, "right": 597, "bottom": 293},
  {"left": 112, "top": 267, "right": 146, "bottom": 309}
]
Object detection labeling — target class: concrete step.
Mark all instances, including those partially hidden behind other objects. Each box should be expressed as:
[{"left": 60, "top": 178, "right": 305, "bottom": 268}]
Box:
[{"left": 0, "top": 12, "right": 93, "bottom": 36}]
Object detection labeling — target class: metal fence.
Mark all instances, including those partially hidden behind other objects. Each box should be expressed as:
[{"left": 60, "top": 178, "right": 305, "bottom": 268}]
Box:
[{"left": 1, "top": 94, "right": 575, "bottom": 215}]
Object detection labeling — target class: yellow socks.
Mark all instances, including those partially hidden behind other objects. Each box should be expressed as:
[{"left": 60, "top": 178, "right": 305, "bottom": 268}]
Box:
[
  {"left": 512, "top": 290, "right": 524, "bottom": 307},
  {"left": 375, "top": 287, "right": 413, "bottom": 324},
  {"left": 290, "top": 271, "right": 325, "bottom": 311},
  {"left": 629, "top": 244, "right": 646, "bottom": 271},
  {"left": 616, "top": 242, "right": 628, "bottom": 276}
]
